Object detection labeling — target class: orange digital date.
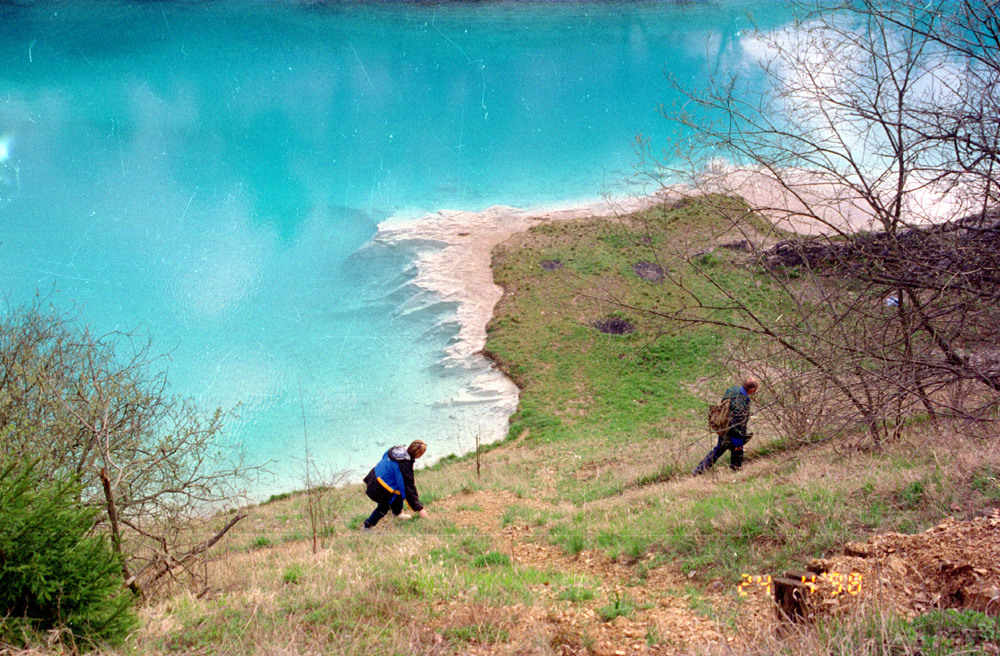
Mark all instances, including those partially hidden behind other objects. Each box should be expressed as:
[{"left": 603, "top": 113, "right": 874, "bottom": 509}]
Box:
[{"left": 738, "top": 572, "right": 862, "bottom": 597}]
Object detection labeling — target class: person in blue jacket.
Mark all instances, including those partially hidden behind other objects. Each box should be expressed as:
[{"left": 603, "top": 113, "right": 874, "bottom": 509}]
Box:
[
  {"left": 694, "top": 376, "right": 759, "bottom": 474},
  {"left": 362, "top": 440, "right": 429, "bottom": 529}
]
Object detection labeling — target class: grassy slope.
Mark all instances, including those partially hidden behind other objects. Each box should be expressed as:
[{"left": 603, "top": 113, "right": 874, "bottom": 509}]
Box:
[
  {"left": 482, "top": 199, "right": 998, "bottom": 578},
  {"left": 101, "top": 200, "right": 1000, "bottom": 656}
]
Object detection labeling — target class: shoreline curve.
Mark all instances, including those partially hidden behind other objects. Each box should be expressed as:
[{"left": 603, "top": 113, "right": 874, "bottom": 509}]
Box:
[{"left": 373, "top": 193, "right": 666, "bottom": 442}]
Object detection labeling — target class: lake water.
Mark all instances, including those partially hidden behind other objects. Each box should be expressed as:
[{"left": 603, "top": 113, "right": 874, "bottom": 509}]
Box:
[{"left": 0, "top": 1, "right": 792, "bottom": 494}]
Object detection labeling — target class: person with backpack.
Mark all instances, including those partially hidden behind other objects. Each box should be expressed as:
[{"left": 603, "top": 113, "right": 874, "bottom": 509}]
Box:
[
  {"left": 694, "top": 376, "right": 759, "bottom": 475},
  {"left": 362, "top": 440, "right": 429, "bottom": 529}
]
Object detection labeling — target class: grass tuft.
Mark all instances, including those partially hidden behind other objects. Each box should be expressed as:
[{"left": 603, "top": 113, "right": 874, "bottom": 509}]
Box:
[{"left": 596, "top": 593, "right": 635, "bottom": 622}]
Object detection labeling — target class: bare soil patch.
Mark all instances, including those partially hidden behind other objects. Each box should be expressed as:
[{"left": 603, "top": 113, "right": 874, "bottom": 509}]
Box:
[
  {"left": 817, "top": 510, "right": 1000, "bottom": 618},
  {"left": 733, "top": 510, "right": 1000, "bottom": 638},
  {"left": 632, "top": 262, "right": 664, "bottom": 283}
]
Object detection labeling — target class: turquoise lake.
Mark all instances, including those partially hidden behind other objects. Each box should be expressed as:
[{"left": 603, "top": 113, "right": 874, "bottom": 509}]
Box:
[{"left": 0, "top": 1, "right": 793, "bottom": 494}]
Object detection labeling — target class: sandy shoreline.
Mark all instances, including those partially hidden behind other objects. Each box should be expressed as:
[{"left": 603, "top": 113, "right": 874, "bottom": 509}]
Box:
[
  {"left": 374, "top": 194, "right": 664, "bottom": 434},
  {"left": 372, "top": 166, "right": 891, "bottom": 380}
]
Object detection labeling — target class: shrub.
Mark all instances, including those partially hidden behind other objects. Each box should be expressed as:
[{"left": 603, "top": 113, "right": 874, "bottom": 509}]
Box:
[
  {"left": 0, "top": 459, "right": 137, "bottom": 646},
  {"left": 0, "top": 300, "right": 252, "bottom": 594}
]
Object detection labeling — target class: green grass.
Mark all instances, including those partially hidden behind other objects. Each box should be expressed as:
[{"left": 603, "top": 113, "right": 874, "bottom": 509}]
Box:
[
  {"left": 79, "top": 197, "right": 1000, "bottom": 656},
  {"left": 557, "top": 585, "right": 595, "bottom": 603},
  {"left": 371, "top": 569, "right": 435, "bottom": 600},
  {"left": 550, "top": 514, "right": 588, "bottom": 556},
  {"left": 442, "top": 623, "right": 509, "bottom": 645},
  {"left": 501, "top": 504, "right": 562, "bottom": 527},
  {"left": 163, "top": 603, "right": 251, "bottom": 653},
  {"left": 813, "top": 609, "right": 1000, "bottom": 656},
  {"left": 472, "top": 551, "right": 511, "bottom": 568},
  {"left": 484, "top": 199, "right": 792, "bottom": 520},
  {"left": 486, "top": 197, "right": 980, "bottom": 582},
  {"left": 488, "top": 204, "right": 749, "bottom": 452},
  {"left": 480, "top": 197, "right": 997, "bottom": 583},
  {"left": 633, "top": 462, "right": 681, "bottom": 488},
  {"left": 345, "top": 513, "right": 367, "bottom": 530},
  {"left": 971, "top": 466, "right": 1000, "bottom": 500},
  {"left": 912, "top": 609, "right": 1000, "bottom": 651},
  {"left": 428, "top": 533, "right": 492, "bottom": 566},
  {"left": 896, "top": 480, "right": 926, "bottom": 509},
  {"left": 541, "top": 447, "right": 984, "bottom": 582},
  {"left": 596, "top": 593, "right": 636, "bottom": 622},
  {"left": 282, "top": 563, "right": 304, "bottom": 585}
]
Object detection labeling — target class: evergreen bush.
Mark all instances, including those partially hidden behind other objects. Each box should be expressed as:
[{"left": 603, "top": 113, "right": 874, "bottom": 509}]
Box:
[{"left": 0, "top": 458, "right": 137, "bottom": 647}]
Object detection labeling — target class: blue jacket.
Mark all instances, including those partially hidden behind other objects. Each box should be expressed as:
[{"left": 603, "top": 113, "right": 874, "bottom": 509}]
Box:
[
  {"left": 722, "top": 385, "right": 752, "bottom": 447},
  {"left": 372, "top": 447, "right": 407, "bottom": 502},
  {"left": 364, "top": 446, "right": 423, "bottom": 511}
]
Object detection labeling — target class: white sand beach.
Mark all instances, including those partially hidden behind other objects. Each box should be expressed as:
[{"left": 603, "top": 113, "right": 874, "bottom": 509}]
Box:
[{"left": 374, "top": 194, "right": 661, "bottom": 427}]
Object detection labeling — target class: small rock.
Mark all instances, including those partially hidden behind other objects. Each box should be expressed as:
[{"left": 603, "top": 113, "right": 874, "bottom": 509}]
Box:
[{"left": 844, "top": 542, "right": 871, "bottom": 558}]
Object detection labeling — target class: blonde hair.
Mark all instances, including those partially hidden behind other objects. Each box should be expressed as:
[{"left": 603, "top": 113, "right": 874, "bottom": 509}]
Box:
[
  {"left": 407, "top": 440, "right": 427, "bottom": 459},
  {"left": 744, "top": 375, "right": 759, "bottom": 392}
]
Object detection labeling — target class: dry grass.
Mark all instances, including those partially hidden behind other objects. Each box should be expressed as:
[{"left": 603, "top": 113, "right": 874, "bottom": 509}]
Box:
[{"left": 60, "top": 418, "right": 991, "bottom": 656}]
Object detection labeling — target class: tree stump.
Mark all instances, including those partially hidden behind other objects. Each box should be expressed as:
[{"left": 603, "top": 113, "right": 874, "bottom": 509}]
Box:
[{"left": 773, "top": 576, "right": 813, "bottom": 621}]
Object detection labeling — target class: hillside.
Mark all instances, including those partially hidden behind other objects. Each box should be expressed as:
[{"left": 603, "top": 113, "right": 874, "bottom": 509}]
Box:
[{"left": 30, "top": 199, "right": 1000, "bottom": 656}]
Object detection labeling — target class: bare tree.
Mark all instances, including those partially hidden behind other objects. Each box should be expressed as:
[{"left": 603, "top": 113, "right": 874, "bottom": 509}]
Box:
[
  {"left": 619, "top": 0, "right": 1000, "bottom": 443},
  {"left": 297, "top": 379, "right": 350, "bottom": 554},
  {"left": 0, "top": 297, "right": 256, "bottom": 595}
]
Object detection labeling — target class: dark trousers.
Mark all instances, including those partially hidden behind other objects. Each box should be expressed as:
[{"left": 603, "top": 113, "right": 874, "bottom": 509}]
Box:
[
  {"left": 363, "top": 492, "right": 403, "bottom": 528},
  {"left": 694, "top": 435, "right": 743, "bottom": 474}
]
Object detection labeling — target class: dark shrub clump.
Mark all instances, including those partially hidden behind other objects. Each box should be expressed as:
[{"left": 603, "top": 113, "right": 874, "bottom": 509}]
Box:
[
  {"left": 540, "top": 259, "right": 563, "bottom": 271},
  {"left": 632, "top": 262, "right": 664, "bottom": 282},
  {"left": 0, "top": 460, "right": 137, "bottom": 647},
  {"left": 594, "top": 317, "right": 636, "bottom": 335}
]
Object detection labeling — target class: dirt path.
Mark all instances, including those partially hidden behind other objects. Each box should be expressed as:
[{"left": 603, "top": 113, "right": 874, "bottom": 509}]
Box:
[{"left": 435, "top": 489, "right": 733, "bottom": 655}]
